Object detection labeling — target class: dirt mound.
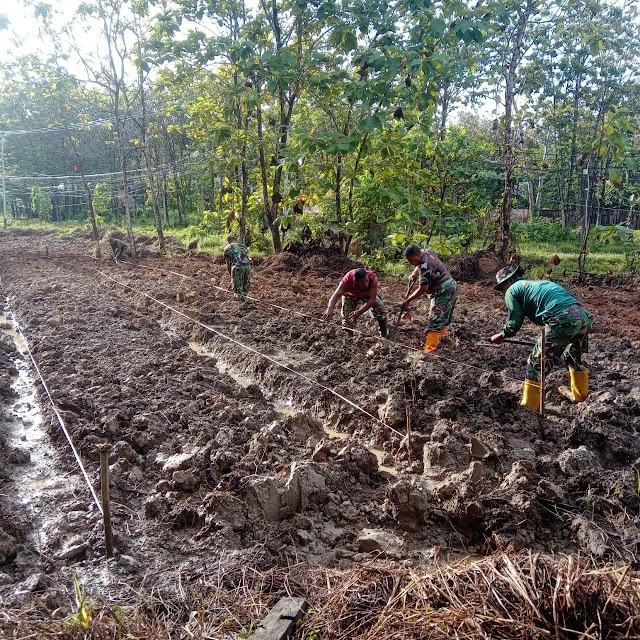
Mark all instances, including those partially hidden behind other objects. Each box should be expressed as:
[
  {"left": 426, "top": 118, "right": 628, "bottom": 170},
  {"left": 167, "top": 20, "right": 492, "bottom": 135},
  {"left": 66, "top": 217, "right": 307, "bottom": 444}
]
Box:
[
  {"left": 450, "top": 250, "right": 503, "bottom": 282},
  {"left": 261, "top": 248, "right": 361, "bottom": 276},
  {"left": 264, "top": 244, "right": 362, "bottom": 277},
  {"left": 305, "top": 248, "right": 361, "bottom": 277},
  {"left": 260, "top": 252, "right": 305, "bottom": 273},
  {"left": 1, "top": 228, "right": 54, "bottom": 237}
]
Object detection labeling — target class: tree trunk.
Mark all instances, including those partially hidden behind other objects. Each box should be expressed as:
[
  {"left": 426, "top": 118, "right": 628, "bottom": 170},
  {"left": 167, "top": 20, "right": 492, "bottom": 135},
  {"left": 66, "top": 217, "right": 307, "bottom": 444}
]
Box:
[
  {"left": 62, "top": 124, "right": 101, "bottom": 258},
  {"left": 439, "top": 82, "right": 450, "bottom": 142},
  {"left": 335, "top": 153, "right": 342, "bottom": 223},
  {"left": 498, "top": 2, "right": 532, "bottom": 258},
  {"left": 565, "top": 70, "right": 585, "bottom": 229},
  {"left": 116, "top": 116, "right": 136, "bottom": 256},
  {"left": 255, "top": 92, "right": 282, "bottom": 252},
  {"left": 162, "top": 175, "right": 169, "bottom": 225}
]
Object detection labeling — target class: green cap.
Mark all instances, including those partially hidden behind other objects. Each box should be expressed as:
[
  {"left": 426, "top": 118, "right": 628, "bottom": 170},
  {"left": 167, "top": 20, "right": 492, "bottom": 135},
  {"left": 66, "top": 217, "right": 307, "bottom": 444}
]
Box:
[{"left": 494, "top": 264, "right": 523, "bottom": 290}]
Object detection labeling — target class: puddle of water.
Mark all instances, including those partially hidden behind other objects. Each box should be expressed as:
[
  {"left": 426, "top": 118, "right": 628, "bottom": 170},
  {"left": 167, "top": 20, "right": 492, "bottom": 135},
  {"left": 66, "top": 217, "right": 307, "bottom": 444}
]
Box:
[
  {"left": 324, "top": 426, "right": 349, "bottom": 441},
  {"left": 1, "top": 325, "right": 27, "bottom": 351},
  {"left": 0, "top": 309, "right": 59, "bottom": 548},
  {"left": 275, "top": 401, "right": 297, "bottom": 417}
]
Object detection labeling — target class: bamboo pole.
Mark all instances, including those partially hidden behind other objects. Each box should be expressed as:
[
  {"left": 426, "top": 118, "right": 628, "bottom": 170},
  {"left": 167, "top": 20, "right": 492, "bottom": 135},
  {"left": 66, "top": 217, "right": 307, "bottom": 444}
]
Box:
[
  {"left": 405, "top": 401, "right": 412, "bottom": 463},
  {"left": 539, "top": 327, "right": 546, "bottom": 417},
  {"left": 97, "top": 443, "right": 114, "bottom": 559}
]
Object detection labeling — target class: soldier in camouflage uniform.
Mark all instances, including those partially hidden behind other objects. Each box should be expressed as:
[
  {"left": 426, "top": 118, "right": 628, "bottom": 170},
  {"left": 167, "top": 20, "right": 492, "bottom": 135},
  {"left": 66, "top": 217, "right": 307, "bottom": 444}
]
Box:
[
  {"left": 491, "top": 264, "right": 594, "bottom": 410},
  {"left": 223, "top": 236, "right": 251, "bottom": 301},
  {"left": 400, "top": 245, "right": 458, "bottom": 352}
]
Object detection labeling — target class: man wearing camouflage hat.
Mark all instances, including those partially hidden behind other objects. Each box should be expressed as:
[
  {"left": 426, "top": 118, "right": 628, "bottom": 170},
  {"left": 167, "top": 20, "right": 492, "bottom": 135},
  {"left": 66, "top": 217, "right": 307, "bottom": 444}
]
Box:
[{"left": 490, "top": 265, "right": 594, "bottom": 409}]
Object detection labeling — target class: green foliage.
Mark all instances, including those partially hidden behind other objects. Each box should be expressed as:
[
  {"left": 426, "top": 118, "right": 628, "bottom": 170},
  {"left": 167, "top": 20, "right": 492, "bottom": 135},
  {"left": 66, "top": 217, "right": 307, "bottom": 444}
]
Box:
[
  {"left": 196, "top": 235, "right": 227, "bottom": 253},
  {"left": 513, "top": 218, "right": 577, "bottom": 244},
  {"left": 67, "top": 575, "right": 93, "bottom": 632},
  {"left": 30, "top": 185, "right": 53, "bottom": 222},
  {"left": 93, "top": 183, "right": 110, "bottom": 218}
]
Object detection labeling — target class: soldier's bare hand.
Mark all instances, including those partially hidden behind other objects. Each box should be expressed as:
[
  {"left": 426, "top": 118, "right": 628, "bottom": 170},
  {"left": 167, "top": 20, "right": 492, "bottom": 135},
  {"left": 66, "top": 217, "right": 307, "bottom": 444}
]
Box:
[{"left": 490, "top": 333, "right": 505, "bottom": 345}]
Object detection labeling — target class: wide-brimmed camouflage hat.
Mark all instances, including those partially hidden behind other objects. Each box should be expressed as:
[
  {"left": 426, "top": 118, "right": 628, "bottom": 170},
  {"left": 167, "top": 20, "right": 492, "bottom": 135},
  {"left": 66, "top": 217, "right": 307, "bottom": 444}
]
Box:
[{"left": 494, "top": 264, "right": 523, "bottom": 290}]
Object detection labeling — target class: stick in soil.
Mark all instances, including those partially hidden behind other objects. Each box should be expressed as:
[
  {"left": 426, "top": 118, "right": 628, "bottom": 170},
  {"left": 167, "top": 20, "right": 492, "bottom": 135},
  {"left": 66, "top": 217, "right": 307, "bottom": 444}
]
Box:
[{"left": 98, "top": 443, "right": 114, "bottom": 559}]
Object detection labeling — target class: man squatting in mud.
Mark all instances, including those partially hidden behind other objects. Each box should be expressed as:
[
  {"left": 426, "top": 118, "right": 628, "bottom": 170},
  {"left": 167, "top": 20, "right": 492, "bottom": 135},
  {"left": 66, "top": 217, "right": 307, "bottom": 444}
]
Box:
[
  {"left": 324, "top": 267, "right": 388, "bottom": 338},
  {"left": 223, "top": 236, "right": 251, "bottom": 301},
  {"left": 108, "top": 237, "right": 129, "bottom": 262},
  {"left": 400, "top": 245, "right": 458, "bottom": 352},
  {"left": 490, "top": 264, "right": 594, "bottom": 410}
]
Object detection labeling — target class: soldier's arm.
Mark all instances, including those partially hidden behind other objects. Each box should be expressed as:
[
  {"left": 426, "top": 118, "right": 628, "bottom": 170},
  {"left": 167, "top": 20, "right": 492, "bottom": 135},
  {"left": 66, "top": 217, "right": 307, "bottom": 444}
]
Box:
[
  {"left": 402, "top": 284, "right": 428, "bottom": 309},
  {"left": 501, "top": 291, "right": 525, "bottom": 337},
  {"left": 223, "top": 249, "right": 232, "bottom": 275}
]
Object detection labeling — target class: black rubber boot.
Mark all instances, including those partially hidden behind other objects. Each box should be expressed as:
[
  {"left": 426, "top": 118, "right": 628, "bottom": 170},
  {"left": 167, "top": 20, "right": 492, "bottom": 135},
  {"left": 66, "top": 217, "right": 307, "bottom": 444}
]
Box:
[{"left": 378, "top": 318, "right": 388, "bottom": 338}]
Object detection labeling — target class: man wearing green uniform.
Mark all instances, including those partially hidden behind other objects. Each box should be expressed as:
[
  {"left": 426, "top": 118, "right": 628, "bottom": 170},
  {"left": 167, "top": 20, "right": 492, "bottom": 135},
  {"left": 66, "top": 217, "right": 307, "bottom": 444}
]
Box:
[
  {"left": 223, "top": 236, "right": 251, "bottom": 301},
  {"left": 490, "top": 265, "right": 594, "bottom": 410},
  {"left": 401, "top": 245, "right": 458, "bottom": 352}
]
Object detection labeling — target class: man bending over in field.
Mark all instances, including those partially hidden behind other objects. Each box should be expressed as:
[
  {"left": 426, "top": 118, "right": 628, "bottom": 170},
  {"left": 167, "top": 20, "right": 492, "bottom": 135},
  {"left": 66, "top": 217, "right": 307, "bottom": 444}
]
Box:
[
  {"left": 490, "top": 264, "right": 594, "bottom": 410},
  {"left": 108, "top": 237, "right": 129, "bottom": 263},
  {"left": 223, "top": 236, "right": 251, "bottom": 301},
  {"left": 324, "top": 267, "right": 388, "bottom": 337}
]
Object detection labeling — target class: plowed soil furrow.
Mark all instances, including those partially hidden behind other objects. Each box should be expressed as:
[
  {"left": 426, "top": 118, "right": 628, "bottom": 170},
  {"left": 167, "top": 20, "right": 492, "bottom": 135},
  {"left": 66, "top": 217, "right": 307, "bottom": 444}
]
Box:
[{"left": 0, "top": 230, "right": 639, "bottom": 621}]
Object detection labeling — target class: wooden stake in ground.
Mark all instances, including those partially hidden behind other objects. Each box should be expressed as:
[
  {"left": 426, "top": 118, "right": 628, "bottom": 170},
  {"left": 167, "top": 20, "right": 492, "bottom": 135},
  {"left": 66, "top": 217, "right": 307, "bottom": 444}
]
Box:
[
  {"left": 97, "top": 443, "right": 114, "bottom": 559},
  {"left": 539, "top": 327, "right": 546, "bottom": 417},
  {"left": 405, "top": 400, "right": 412, "bottom": 463}
]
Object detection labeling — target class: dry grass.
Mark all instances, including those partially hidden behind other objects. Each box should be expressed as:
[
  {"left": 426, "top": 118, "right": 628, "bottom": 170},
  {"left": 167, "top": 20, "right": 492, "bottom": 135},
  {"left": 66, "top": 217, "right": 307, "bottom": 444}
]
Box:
[
  {"left": 298, "top": 552, "right": 640, "bottom": 639},
  {"left": 2, "top": 552, "right": 639, "bottom": 639}
]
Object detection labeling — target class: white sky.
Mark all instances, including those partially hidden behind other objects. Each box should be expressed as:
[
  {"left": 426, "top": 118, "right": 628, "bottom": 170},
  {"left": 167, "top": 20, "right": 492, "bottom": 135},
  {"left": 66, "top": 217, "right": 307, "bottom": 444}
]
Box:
[
  {"left": 1, "top": 6, "right": 30, "bottom": 65},
  {"left": 0, "top": 4, "right": 53, "bottom": 65}
]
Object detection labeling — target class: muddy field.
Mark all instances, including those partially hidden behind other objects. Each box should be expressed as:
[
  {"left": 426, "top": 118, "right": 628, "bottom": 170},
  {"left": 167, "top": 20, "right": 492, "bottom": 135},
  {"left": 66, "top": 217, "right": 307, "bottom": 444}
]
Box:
[{"left": 0, "top": 230, "right": 639, "bottom": 634}]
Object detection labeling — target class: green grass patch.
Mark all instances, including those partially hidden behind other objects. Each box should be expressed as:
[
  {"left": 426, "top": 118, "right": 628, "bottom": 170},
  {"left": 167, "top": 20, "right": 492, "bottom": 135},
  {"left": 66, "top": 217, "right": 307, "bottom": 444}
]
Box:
[{"left": 518, "top": 241, "right": 628, "bottom": 274}]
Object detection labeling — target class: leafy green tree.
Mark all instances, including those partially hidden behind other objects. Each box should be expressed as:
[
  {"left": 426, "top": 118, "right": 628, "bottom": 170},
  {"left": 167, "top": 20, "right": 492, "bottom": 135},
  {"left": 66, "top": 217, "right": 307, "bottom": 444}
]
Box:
[{"left": 31, "top": 184, "right": 52, "bottom": 222}]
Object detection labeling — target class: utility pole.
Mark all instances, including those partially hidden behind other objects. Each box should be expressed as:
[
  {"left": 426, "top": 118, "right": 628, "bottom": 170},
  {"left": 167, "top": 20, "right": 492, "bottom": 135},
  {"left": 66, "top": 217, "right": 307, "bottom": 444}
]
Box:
[{"left": 1, "top": 135, "right": 7, "bottom": 230}]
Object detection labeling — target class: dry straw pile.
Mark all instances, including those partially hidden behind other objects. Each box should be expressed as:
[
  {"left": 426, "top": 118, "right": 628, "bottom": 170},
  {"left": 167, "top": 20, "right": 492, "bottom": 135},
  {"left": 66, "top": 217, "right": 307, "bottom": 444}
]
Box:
[
  {"left": 298, "top": 552, "right": 640, "bottom": 639},
  {"left": 3, "top": 552, "right": 639, "bottom": 639}
]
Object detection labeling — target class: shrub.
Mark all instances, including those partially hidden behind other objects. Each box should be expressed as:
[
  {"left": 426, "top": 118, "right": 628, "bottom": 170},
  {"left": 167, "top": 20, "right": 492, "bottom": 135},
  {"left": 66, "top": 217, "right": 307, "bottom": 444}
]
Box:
[{"left": 514, "top": 217, "right": 577, "bottom": 244}]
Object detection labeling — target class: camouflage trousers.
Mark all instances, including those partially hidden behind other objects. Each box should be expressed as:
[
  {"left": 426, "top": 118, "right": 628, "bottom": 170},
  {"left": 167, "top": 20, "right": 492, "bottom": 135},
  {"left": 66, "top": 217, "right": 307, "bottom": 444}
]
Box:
[
  {"left": 426, "top": 278, "right": 458, "bottom": 331},
  {"left": 231, "top": 265, "right": 251, "bottom": 301},
  {"left": 526, "top": 304, "right": 594, "bottom": 381},
  {"left": 341, "top": 295, "right": 386, "bottom": 330}
]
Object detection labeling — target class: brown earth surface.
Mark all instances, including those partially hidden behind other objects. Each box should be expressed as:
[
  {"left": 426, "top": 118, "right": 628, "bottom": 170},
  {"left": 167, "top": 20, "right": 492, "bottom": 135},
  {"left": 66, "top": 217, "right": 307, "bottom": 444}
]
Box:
[{"left": 0, "top": 230, "right": 639, "bottom": 634}]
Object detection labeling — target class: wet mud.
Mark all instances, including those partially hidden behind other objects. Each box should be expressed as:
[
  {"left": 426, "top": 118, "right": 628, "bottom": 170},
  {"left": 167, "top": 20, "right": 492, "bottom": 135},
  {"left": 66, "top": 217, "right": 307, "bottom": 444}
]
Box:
[{"left": 0, "top": 231, "right": 639, "bottom": 618}]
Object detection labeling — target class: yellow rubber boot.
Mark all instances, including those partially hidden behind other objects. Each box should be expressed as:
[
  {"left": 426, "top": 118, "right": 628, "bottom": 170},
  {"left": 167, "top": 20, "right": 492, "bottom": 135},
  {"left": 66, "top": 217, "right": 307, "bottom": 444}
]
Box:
[
  {"left": 520, "top": 379, "right": 541, "bottom": 411},
  {"left": 440, "top": 326, "right": 448, "bottom": 337},
  {"left": 570, "top": 368, "right": 589, "bottom": 403},
  {"left": 423, "top": 330, "right": 442, "bottom": 353}
]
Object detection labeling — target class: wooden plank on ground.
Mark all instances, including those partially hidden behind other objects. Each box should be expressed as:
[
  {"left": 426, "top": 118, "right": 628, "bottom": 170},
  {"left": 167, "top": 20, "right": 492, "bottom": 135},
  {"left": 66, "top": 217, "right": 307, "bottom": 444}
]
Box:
[{"left": 247, "top": 596, "right": 309, "bottom": 640}]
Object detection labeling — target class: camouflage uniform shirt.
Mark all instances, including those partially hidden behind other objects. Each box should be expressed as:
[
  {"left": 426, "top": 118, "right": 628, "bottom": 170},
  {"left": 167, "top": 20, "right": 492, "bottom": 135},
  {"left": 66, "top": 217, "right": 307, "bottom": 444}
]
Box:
[
  {"left": 223, "top": 242, "right": 251, "bottom": 267},
  {"left": 417, "top": 249, "right": 452, "bottom": 291}
]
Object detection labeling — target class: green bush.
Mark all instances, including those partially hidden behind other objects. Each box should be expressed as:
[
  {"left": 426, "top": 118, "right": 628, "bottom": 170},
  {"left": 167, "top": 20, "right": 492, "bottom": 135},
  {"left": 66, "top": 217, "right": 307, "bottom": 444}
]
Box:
[{"left": 513, "top": 217, "right": 577, "bottom": 244}]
